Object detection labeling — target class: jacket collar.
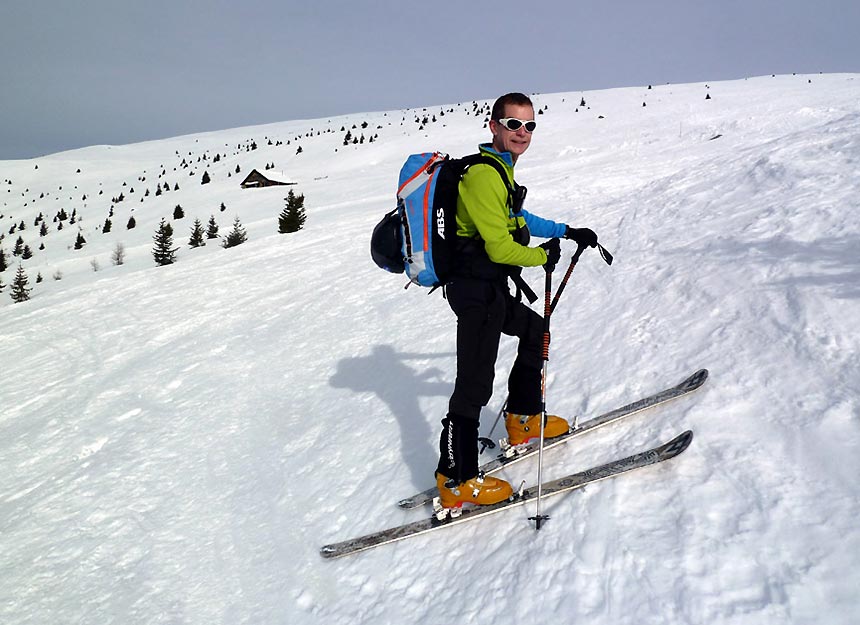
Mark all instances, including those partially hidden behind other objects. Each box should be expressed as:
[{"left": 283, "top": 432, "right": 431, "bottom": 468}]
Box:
[{"left": 478, "top": 143, "right": 515, "bottom": 168}]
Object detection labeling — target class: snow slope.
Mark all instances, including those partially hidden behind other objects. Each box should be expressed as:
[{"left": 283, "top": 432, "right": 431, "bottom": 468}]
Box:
[{"left": 1, "top": 74, "right": 859, "bottom": 625}]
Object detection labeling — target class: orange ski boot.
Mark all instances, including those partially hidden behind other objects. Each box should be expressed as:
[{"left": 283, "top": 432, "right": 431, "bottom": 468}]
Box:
[
  {"left": 504, "top": 412, "right": 570, "bottom": 446},
  {"left": 435, "top": 472, "right": 513, "bottom": 509}
]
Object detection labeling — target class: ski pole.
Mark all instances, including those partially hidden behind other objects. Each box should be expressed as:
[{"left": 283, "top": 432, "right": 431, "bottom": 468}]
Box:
[
  {"left": 550, "top": 244, "right": 586, "bottom": 313},
  {"left": 550, "top": 242, "right": 612, "bottom": 312},
  {"left": 530, "top": 241, "right": 558, "bottom": 530},
  {"left": 480, "top": 243, "right": 592, "bottom": 451}
]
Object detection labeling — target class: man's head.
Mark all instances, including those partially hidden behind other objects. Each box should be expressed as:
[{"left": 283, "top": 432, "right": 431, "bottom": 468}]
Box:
[{"left": 489, "top": 92, "right": 535, "bottom": 163}]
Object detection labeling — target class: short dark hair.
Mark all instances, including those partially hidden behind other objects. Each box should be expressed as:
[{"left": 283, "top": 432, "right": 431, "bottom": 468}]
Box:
[{"left": 491, "top": 93, "right": 534, "bottom": 120}]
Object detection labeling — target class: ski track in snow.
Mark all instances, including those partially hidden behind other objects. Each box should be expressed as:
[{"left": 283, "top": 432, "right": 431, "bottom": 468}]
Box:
[{"left": 2, "top": 74, "right": 860, "bottom": 625}]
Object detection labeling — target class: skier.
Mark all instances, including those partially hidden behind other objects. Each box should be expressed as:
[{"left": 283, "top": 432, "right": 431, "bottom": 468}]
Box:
[{"left": 436, "top": 92, "right": 599, "bottom": 509}]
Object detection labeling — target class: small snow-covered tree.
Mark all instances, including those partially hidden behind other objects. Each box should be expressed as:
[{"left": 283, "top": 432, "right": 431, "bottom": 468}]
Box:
[
  {"left": 10, "top": 264, "right": 31, "bottom": 303},
  {"left": 188, "top": 219, "right": 206, "bottom": 248},
  {"left": 152, "top": 218, "right": 178, "bottom": 266},
  {"left": 279, "top": 190, "right": 306, "bottom": 233},
  {"left": 206, "top": 215, "right": 220, "bottom": 239},
  {"left": 222, "top": 216, "right": 247, "bottom": 248}
]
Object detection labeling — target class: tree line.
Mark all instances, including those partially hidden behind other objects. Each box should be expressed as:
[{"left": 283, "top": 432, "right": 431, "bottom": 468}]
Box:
[{"left": 3, "top": 191, "right": 307, "bottom": 303}]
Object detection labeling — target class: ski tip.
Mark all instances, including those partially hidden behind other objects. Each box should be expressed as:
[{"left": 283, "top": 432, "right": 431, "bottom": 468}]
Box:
[
  {"left": 662, "top": 430, "right": 694, "bottom": 458},
  {"left": 682, "top": 369, "right": 709, "bottom": 391}
]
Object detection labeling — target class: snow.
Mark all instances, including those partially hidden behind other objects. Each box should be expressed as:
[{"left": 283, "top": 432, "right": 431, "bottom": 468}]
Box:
[{"left": 1, "top": 74, "right": 859, "bottom": 625}]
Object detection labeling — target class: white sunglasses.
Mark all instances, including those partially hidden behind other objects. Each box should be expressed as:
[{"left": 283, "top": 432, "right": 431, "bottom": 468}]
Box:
[{"left": 497, "top": 117, "right": 537, "bottom": 133}]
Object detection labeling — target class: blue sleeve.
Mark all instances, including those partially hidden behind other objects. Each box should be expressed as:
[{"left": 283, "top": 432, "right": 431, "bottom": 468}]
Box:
[{"left": 519, "top": 209, "right": 567, "bottom": 239}]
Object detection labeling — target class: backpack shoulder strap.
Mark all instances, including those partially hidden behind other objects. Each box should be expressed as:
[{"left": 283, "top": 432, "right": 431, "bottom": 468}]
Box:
[
  {"left": 457, "top": 154, "right": 527, "bottom": 212},
  {"left": 455, "top": 154, "right": 537, "bottom": 303}
]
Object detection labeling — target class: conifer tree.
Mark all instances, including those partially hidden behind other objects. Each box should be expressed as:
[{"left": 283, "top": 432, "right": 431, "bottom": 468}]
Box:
[
  {"left": 279, "top": 189, "right": 307, "bottom": 233},
  {"left": 173, "top": 204, "right": 185, "bottom": 219},
  {"left": 10, "top": 264, "right": 31, "bottom": 303},
  {"left": 189, "top": 218, "right": 206, "bottom": 248},
  {"left": 201, "top": 171, "right": 211, "bottom": 184},
  {"left": 222, "top": 216, "right": 248, "bottom": 248},
  {"left": 103, "top": 218, "right": 112, "bottom": 233},
  {"left": 0, "top": 247, "right": 7, "bottom": 273},
  {"left": 127, "top": 215, "right": 136, "bottom": 230},
  {"left": 152, "top": 218, "right": 178, "bottom": 266},
  {"left": 206, "top": 215, "right": 220, "bottom": 239},
  {"left": 74, "top": 232, "right": 86, "bottom": 250}
]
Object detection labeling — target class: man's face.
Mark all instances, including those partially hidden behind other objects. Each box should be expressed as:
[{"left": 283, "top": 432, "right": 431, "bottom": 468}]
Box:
[{"left": 490, "top": 102, "right": 535, "bottom": 163}]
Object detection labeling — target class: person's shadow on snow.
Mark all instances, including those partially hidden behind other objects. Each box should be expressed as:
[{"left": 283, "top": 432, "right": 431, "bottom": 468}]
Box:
[{"left": 329, "top": 345, "right": 452, "bottom": 490}]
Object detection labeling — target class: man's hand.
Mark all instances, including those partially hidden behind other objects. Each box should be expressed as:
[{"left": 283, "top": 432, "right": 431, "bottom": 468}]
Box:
[
  {"left": 565, "top": 226, "right": 598, "bottom": 248},
  {"left": 539, "top": 238, "right": 561, "bottom": 272}
]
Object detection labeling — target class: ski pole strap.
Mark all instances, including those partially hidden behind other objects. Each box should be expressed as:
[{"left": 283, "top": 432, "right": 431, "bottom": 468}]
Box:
[
  {"left": 509, "top": 271, "right": 538, "bottom": 304},
  {"left": 597, "top": 243, "right": 614, "bottom": 265}
]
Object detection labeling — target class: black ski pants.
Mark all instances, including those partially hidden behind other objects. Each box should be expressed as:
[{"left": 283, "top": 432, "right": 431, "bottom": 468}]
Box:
[{"left": 437, "top": 276, "right": 544, "bottom": 481}]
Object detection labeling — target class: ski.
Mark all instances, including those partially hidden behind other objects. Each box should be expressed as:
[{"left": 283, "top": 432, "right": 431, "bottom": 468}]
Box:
[
  {"left": 397, "top": 368, "right": 708, "bottom": 509},
  {"left": 320, "top": 430, "right": 693, "bottom": 559}
]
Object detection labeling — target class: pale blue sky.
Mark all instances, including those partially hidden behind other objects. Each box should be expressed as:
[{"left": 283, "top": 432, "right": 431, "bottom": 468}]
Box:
[{"left": 2, "top": 0, "right": 858, "bottom": 159}]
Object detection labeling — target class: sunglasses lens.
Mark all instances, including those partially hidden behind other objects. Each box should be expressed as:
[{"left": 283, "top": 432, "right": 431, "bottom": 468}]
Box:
[
  {"left": 504, "top": 119, "right": 523, "bottom": 131},
  {"left": 524, "top": 121, "right": 537, "bottom": 132}
]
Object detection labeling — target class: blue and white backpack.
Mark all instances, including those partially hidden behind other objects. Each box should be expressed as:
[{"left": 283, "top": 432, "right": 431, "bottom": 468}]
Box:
[{"left": 371, "top": 152, "right": 515, "bottom": 289}]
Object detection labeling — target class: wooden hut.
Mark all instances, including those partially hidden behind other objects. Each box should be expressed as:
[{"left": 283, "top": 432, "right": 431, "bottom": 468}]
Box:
[{"left": 240, "top": 169, "right": 296, "bottom": 189}]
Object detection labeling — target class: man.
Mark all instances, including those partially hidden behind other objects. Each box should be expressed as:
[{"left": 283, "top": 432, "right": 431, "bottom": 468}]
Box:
[{"left": 436, "top": 92, "right": 598, "bottom": 509}]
